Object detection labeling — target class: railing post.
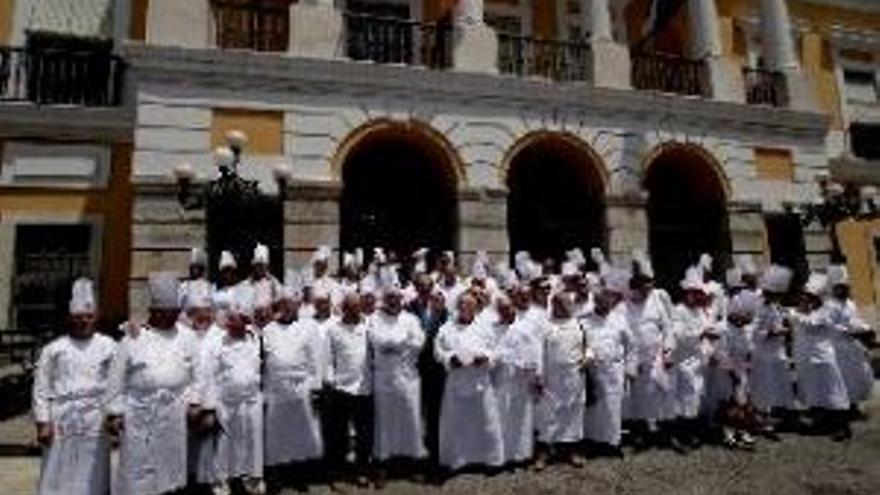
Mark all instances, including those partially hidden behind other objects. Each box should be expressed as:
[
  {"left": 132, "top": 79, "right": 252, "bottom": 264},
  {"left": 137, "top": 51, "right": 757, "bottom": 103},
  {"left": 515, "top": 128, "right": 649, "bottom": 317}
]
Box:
[
  {"left": 759, "top": 0, "right": 818, "bottom": 112},
  {"left": 688, "top": 0, "right": 744, "bottom": 103},
  {"left": 452, "top": 0, "right": 498, "bottom": 74},
  {"left": 146, "top": 0, "right": 211, "bottom": 48},
  {"left": 585, "top": 0, "right": 630, "bottom": 89},
  {"left": 288, "top": 0, "right": 344, "bottom": 59}
]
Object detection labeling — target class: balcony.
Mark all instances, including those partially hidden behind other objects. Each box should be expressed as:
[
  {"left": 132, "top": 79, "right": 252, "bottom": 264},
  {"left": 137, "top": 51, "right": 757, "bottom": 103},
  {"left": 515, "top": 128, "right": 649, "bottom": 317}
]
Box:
[
  {"left": 213, "top": 0, "right": 290, "bottom": 52},
  {"left": 497, "top": 34, "right": 591, "bottom": 83},
  {"left": 631, "top": 52, "right": 708, "bottom": 97},
  {"left": 343, "top": 12, "right": 452, "bottom": 70},
  {"left": 0, "top": 46, "right": 125, "bottom": 106},
  {"left": 743, "top": 68, "right": 788, "bottom": 107}
]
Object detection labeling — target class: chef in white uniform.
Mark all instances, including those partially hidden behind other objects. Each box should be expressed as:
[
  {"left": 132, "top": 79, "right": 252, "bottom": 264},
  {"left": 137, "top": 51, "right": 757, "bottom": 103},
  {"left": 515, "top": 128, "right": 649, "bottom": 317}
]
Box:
[{"left": 33, "top": 278, "right": 117, "bottom": 495}]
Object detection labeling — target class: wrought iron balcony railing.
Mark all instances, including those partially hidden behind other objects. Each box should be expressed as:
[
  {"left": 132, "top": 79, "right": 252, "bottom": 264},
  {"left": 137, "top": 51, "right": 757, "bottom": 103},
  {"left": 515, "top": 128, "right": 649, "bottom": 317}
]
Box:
[
  {"left": 343, "top": 12, "right": 452, "bottom": 69},
  {"left": 743, "top": 68, "right": 788, "bottom": 107},
  {"left": 497, "top": 34, "right": 592, "bottom": 83},
  {"left": 631, "top": 52, "right": 707, "bottom": 97},
  {"left": 0, "top": 46, "right": 125, "bottom": 106},
  {"left": 213, "top": 0, "right": 290, "bottom": 52}
]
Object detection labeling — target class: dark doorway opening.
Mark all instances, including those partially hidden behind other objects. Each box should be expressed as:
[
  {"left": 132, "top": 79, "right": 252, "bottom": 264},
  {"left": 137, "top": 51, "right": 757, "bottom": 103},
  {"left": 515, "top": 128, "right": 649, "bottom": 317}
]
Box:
[
  {"left": 340, "top": 125, "right": 458, "bottom": 265},
  {"left": 507, "top": 135, "right": 606, "bottom": 265},
  {"left": 765, "top": 213, "right": 809, "bottom": 289},
  {"left": 206, "top": 189, "right": 284, "bottom": 281},
  {"left": 646, "top": 146, "right": 731, "bottom": 296}
]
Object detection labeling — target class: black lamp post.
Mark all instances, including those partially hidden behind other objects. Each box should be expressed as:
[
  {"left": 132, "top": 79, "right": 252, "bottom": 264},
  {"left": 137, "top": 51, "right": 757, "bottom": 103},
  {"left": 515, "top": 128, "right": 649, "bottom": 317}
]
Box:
[
  {"left": 788, "top": 172, "right": 879, "bottom": 263},
  {"left": 173, "top": 130, "right": 293, "bottom": 276}
]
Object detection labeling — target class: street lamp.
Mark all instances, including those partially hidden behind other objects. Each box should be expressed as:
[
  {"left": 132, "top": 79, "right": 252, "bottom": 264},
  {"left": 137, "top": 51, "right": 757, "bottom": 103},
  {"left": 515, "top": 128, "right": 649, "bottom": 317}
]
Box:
[{"left": 789, "top": 174, "right": 879, "bottom": 263}]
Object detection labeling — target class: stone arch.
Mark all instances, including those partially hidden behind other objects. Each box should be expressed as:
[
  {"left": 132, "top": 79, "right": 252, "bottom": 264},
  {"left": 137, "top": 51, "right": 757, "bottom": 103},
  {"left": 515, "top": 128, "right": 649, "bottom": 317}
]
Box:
[
  {"left": 334, "top": 118, "right": 462, "bottom": 263},
  {"left": 643, "top": 142, "right": 732, "bottom": 293},
  {"left": 503, "top": 131, "right": 609, "bottom": 265}
]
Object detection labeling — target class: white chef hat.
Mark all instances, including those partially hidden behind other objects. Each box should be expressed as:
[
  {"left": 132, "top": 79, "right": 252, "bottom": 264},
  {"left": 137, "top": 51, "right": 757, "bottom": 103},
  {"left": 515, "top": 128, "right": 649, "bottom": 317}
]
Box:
[
  {"left": 252, "top": 243, "right": 270, "bottom": 265},
  {"left": 360, "top": 274, "right": 378, "bottom": 295},
  {"left": 219, "top": 250, "right": 237, "bottom": 270},
  {"left": 379, "top": 265, "right": 401, "bottom": 295},
  {"left": 725, "top": 267, "right": 745, "bottom": 289},
  {"left": 567, "top": 248, "right": 586, "bottom": 267},
  {"left": 69, "top": 277, "right": 97, "bottom": 315},
  {"left": 230, "top": 283, "right": 256, "bottom": 318},
  {"left": 190, "top": 247, "right": 208, "bottom": 267},
  {"left": 312, "top": 245, "right": 332, "bottom": 264},
  {"left": 735, "top": 254, "right": 758, "bottom": 276},
  {"left": 561, "top": 261, "right": 579, "bottom": 278},
  {"left": 698, "top": 253, "right": 713, "bottom": 274},
  {"left": 631, "top": 249, "right": 654, "bottom": 280},
  {"left": 804, "top": 272, "right": 828, "bottom": 297},
  {"left": 760, "top": 264, "right": 793, "bottom": 293},
  {"left": 472, "top": 257, "right": 489, "bottom": 280},
  {"left": 680, "top": 266, "right": 706, "bottom": 292},
  {"left": 149, "top": 272, "right": 181, "bottom": 310},
  {"left": 727, "top": 292, "right": 759, "bottom": 317},
  {"left": 343, "top": 252, "right": 357, "bottom": 271},
  {"left": 279, "top": 269, "right": 303, "bottom": 301},
  {"left": 602, "top": 267, "right": 631, "bottom": 294},
  {"left": 184, "top": 279, "right": 213, "bottom": 310},
  {"left": 591, "top": 247, "right": 610, "bottom": 276},
  {"left": 585, "top": 272, "right": 601, "bottom": 292},
  {"left": 827, "top": 264, "right": 849, "bottom": 287},
  {"left": 373, "top": 247, "right": 387, "bottom": 265}
]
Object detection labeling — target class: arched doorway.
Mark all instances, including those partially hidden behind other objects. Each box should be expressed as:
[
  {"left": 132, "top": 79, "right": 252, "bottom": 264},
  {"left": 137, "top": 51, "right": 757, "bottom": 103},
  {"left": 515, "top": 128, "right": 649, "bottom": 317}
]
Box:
[
  {"left": 645, "top": 144, "right": 732, "bottom": 293},
  {"left": 338, "top": 121, "right": 459, "bottom": 263},
  {"left": 506, "top": 133, "right": 607, "bottom": 264}
]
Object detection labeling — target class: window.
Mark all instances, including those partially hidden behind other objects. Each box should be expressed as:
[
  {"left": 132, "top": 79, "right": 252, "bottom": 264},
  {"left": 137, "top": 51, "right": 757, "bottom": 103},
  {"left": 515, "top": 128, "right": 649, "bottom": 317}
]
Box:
[
  {"left": 485, "top": 14, "right": 523, "bottom": 36},
  {"left": 12, "top": 225, "right": 93, "bottom": 334},
  {"left": 754, "top": 148, "right": 795, "bottom": 182},
  {"left": 850, "top": 122, "right": 880, "bottom": 160},
  {"left": 843, "top": 68, "right": 878, "bottom": 104},
  {"left": 213, "top": 0, "right": 292, "bottom": 52},
  {"left": 764, "top": 214, "right": 808, "bottom": 290}
]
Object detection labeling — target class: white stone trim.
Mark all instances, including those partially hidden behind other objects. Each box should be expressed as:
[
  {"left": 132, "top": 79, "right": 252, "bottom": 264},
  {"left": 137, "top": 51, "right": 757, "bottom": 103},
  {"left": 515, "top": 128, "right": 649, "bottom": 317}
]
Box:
[
  {"left": 0, "top": 141, "right": 111, "bottom": 189},
  {"left": 0, "top": 212, "right": 104, "bottom": 330}
]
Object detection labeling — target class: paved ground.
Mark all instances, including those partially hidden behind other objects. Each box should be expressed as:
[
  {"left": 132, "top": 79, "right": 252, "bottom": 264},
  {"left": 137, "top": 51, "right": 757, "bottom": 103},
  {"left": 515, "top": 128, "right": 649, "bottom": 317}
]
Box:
[{"left": 3, "top": 384, "right": 880, "bottom": 495}]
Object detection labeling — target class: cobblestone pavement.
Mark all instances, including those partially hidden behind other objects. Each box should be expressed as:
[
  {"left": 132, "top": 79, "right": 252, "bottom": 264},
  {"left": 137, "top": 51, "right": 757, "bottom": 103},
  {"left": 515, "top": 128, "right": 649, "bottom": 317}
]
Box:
[{"left": 2, "top": 384, "right": 880, "bottom": 495}]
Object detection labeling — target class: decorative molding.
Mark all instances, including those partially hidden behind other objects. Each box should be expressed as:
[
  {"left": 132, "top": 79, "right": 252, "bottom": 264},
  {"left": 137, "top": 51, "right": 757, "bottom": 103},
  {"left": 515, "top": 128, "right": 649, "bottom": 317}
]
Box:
[
  {"left": 121, "top": 44, "right": 830, "bottom": 142},
  {"left": 1, "top": 141, "right": 112, "bottom": 189}
]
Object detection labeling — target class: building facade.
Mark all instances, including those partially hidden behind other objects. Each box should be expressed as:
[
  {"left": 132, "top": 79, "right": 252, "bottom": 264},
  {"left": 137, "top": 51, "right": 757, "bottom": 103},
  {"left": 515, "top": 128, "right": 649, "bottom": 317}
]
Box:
[{"left": 1, "top": 0, "right": 879, "bottom": 327}]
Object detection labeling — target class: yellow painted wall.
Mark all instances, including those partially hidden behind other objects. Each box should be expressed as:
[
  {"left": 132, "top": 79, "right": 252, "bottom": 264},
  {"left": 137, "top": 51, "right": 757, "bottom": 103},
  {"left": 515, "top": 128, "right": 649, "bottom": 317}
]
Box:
[
  {"left": 130, "top": 0, "right": 149, "bottom": 41},
  {"left": 801, "top": 32, "right": 844, "bottom": 129},
  {"left": 211, "top": 108, "right": 284, "bottom": 156},
  {"left": 837, "top": 219, "right": 880, "bottom": 309},
  {"left": 0, "top": 142, "right": 134, "bottom": 323},
  {"left": 754, "top": 147, "right": 795, "bottom": 181},
  {"left": 532, "top": 0, "right": 557, "bottom": 39},
  {"left": 0, "top": 0, "right": 14, "bottom": 44},
  {"left": 624, "top": 0, "right": 689, "bottom": 55}
]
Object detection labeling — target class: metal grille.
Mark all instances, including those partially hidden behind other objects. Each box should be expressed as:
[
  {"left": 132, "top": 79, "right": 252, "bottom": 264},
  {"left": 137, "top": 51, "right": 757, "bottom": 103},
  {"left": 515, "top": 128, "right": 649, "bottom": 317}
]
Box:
[
  {"left": 213, "top": 0, "right": 291, "bottom": 52},
  {"left": 497, "top": 33, "right": 592, "bottom": 83},
  {"left": 743, "top": 68, "right": 788, "bottom": 107},
  {"left": 343, "top": 12, "right": 452, "bottom": 69},
  {"left": 631, "top": 52, "right": 707, "bottom": 97}
]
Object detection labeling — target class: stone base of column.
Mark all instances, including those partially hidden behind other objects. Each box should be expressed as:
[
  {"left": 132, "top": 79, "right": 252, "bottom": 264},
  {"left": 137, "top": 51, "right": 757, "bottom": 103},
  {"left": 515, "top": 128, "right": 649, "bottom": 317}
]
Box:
[
  {"left": 783, "top": 69, "right": 820, "bottom": 113},
  {"left": 453, "top": 23, "right": 499, "bottom": 75},
  {"left": 706, "top": 56, "right": 746, "bottom": 103},
  {"left": 288, "top": 3, "right": 344, "bottom": 59},
  {"left": 457, "top": 188, "right": 509, "bottom": 268},
  {"left": 147, "top": 0, "right": 210, "bottom": 48},
  {"left": 590, "top": 41, "right": 631, "bottom": 90},
  {"left": 606, "top": 198, "right": 648, "bottom": 263},
  {"left": 284, "top": 182, "right": 342, "bottom": 270}
]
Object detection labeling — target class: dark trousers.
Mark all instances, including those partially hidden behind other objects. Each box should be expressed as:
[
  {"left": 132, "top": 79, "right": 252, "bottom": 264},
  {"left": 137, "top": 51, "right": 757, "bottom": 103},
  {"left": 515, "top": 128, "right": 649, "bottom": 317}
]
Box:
[
  {"left": 326, "top": 390, "right": 374, "bottom": 470},
  {"left": 420, "top": 364, "right": 446, "bottom": 465}
]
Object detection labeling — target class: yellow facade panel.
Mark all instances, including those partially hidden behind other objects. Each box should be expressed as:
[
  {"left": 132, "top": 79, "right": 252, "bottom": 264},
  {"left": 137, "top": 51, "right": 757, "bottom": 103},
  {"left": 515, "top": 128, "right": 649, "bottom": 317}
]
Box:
[
  {"left": 837, "top": 219, "right": 880, "bottom": 309},
  {"left": 753, "top": 148, "right": 794, "bottom": 182},
  {"left": 0, "top": 0, "right": 14, "bottom": 44},
  {"left": 211, "top": 108, "right": 285, "bottom": 156}
]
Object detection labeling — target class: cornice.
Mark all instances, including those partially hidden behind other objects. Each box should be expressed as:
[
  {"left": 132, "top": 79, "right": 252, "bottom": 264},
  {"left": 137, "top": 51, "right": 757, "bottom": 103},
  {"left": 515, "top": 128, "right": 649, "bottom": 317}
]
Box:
[
  {"left": 122, "top": 44, "right": 830, "bottom": 142},
  {"left": 0, "top": 103, "right": 135, "bottom": 141}
]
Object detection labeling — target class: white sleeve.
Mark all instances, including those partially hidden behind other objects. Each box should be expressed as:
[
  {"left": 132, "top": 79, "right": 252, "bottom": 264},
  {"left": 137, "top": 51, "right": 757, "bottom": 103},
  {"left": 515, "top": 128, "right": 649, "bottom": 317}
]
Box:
[
  {"left": 32, "top": 344, "right": 54, "bottom": 424},
  {"left": 104, "top": 338, "right": 129, "bottom": 417},
  {"left": 433, "top": 324, "right": 455, "bottom": 369}
]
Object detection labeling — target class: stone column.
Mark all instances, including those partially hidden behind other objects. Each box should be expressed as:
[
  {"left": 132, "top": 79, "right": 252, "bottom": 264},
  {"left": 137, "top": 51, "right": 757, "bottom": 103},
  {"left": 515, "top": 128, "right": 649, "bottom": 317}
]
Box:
[
  {"left": 288, "top": 0, "right": 344, "bottom": 59},
  {"left": 146, "top": 0, "right": 211, "bottom": 48},
  {"left": 129, "top": 182, "right": 206, "bottom": 319},
  {"left": 689, "top": 0, "right": 745, "bottom": 102},
  {"left": 452, "top": 0, "right": 499, "bottom": 74},
  {"left": 606, "top": 197, "right": 649, "bottom": 264},
  {"left": 457, "top": 188, "right": 509, "bottom": 268},
  {"left": 283, "top": 182, "right": 342, "bottom": 270},
  {"left": 759, "top": 0, "right": 818, "bottom": 111},
  {"left": 585, "top": 0, "right": 631, "bottom": 89}
]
